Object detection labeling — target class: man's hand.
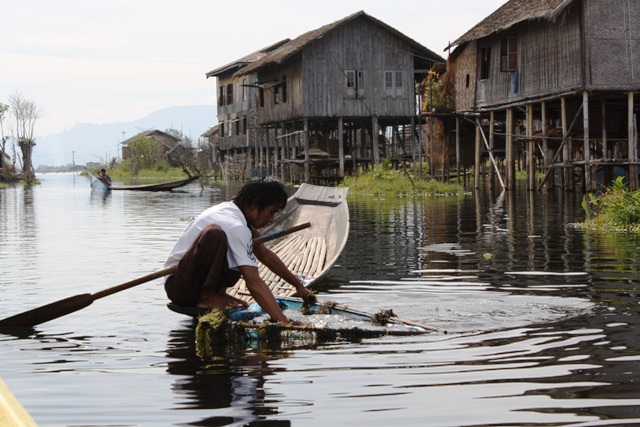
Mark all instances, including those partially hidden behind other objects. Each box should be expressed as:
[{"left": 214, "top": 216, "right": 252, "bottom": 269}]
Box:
[{"left": 293, "top": 281, "right": 317, "bottom": 308}]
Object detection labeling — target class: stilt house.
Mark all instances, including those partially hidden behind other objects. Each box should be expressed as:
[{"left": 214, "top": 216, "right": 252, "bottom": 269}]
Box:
[
  {"left": 447, "top": 0, "right": 640, "bottom": 192},
  {"left": 206, "top": 10, "right": 444, "bottom": 183}
]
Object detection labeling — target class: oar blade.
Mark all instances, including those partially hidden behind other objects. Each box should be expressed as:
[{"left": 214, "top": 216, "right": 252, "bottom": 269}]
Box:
[{"left": 0, "top": 294, "right": 94, "bottom": 329}]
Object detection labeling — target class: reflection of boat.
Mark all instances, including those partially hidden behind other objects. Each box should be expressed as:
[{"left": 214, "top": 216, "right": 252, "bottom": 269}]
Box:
[
  {"left": 87, "top": 169, "right": 199, "bottom": 192},
  {"left": 171, "top": 296, "right": 430, "bottom": 353},
  {"left": 227, "top": 183, "right": 349, "bottom": 302}
]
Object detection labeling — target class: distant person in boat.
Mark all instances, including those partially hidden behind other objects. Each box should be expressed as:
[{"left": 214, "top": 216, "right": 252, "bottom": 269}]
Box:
[
  {"left": 97, "top": 168, "right": 112, "bottom": 187},
  {"left": 164, "top": 176, "right": 312, "bottom": 323}
]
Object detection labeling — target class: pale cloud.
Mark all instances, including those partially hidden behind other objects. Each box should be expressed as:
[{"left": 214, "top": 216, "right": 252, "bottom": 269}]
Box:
[{"left": 0, "top": 0, "right": 506, "bottom": 136}]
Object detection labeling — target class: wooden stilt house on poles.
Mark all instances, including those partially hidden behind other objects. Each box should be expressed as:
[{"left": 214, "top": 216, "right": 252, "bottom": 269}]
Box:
[
  {"left": 206, "top": 11, "right": 444, "bottom": 184},
  {"left": 447, "top": 0, "right": 640, "bottom": 192}
]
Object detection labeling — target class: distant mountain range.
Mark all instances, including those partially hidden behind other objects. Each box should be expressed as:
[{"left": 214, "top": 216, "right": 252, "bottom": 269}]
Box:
[{"left": 33, "top": 104, "right": 216, "bottom": 168}]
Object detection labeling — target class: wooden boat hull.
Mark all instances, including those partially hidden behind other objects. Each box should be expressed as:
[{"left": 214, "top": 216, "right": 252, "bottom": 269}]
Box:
[
  {"left": 86, "top": 169, "right": 198, "bottom": 192},
  {"left": 227, "top": 183, "right": 350, "bottom": 302},
  {"left": 110, "top": 175, "right": 199, "bottom": 191}
]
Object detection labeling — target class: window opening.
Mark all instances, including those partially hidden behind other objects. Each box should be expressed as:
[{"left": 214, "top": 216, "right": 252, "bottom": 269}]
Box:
[{"left": 500, "top": 37, "right": 518, "bottom": 71}]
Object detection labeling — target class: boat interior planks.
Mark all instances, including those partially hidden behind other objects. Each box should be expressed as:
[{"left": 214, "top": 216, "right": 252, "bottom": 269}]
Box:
[{"left": 227, "top": 183, "right": 349, "bottom": 302}]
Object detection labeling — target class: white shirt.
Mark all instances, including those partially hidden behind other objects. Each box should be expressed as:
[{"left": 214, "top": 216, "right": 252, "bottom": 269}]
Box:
[{"left": 164, "top": 201, "right": 257, "bottom": 270}]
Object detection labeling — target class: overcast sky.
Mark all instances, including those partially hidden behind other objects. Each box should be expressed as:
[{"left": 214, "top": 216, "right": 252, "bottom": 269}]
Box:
[{"left": 1, "top": 0, "right": 505, "bottom": 137}]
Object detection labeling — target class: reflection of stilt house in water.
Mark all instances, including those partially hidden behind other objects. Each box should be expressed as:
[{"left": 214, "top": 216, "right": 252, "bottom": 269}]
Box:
[
  {"left": 206, "top": 11, "right": 443, "bottom": 183},
  {"left": 446, "top": 0, "right": 640, "bottom": 192}
]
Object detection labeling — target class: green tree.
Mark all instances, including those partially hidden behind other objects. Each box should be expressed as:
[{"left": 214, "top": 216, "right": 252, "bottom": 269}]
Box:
[{"left": 122, "top": 135, "right": 165, "bottom": 174}]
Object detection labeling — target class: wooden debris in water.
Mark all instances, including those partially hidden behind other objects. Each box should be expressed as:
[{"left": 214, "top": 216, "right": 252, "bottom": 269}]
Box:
[
  {"left": 195, "top": 305, "right": 427, "bottom": 357},
  {"left": 371, "top": 309, "right": 397, "bottom": 326}
]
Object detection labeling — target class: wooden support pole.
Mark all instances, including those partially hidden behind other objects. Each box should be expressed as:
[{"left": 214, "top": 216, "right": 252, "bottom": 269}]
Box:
[
  {"left": 258, "top": 127, "right": 264, "bottom": 177},
  {"left": 561, "top": 96, "right": 571, "bottom": 191},
  {"left": 476, "top": 117, "right": 505, "bottom": 190},
  {"left": 601, "top": 99, "right": 608, "bottom": 162},
  {"left": 489, "top": 111, "right": 495, "bottom": 189},
  {"left": 474, "top": 119, "right": 481, "bottom": 189},
  {"left": 338, "top": 117, "right": 345, "bottom": 178},
  {"left": 583, "top": 91, "right": 592, "bottom": 192},
  {"left": 410, "top": 116, "right": 422, "bottom": 166},
  {"left": 629, "top": 92, "right": 638, "bottom": 190},
  {"left": 304, "top": 119, "right": 310, "bottom": 182},
  {"left": 527, "top": 103, "right": 535, "bottom": 191},
  {"left": 372, "top": 116, "right": 380, "bottom": 165},
  {"left": 506, "top": 108, "right": 515, "bottom": 190},
  {"left": 455, "top": 115, "right": 461, "bottom": 183},
  {"left": 274, "top": 126, "right": 281, "bottom": 179},
  {"left": 542, "top": 101, "right": 551, "bottom": 191}
]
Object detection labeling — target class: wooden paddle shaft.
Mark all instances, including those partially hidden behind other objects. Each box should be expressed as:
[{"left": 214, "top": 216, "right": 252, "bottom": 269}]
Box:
[
  {"left": 322, "top": 301, "right": 442, "bottom": 333},
  {"left": 0, "top": 222, "right": 312, "bottom": 329},
  {"left": 253, "top": 222, "right": 311, "bottom": 245}
]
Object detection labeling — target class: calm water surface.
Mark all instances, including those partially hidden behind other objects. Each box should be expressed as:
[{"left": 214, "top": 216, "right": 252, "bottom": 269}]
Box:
[{"left": 1, "top": 173, "right": 640, "bottom": 426}]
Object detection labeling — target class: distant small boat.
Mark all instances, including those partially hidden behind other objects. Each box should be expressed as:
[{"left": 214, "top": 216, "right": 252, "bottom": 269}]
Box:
[{"left": 87, "top": 169, "right": 199, "bottom": 192}]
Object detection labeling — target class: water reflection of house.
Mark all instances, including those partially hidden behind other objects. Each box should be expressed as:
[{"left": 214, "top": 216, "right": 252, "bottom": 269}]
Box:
[
  {"left": 446, "top": 0, "right": 640, "bottom": 192},
  {"left": 205, "top": 10, "right": 443, "bottom": 184}
]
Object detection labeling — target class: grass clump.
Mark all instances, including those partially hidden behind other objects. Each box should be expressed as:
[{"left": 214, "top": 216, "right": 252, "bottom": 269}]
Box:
[
  {"left": 577, "top": 176, "right": 640, "bottom": 232},
  {"left": 340, "top": 160, "right": 468, "bottom": 197}
]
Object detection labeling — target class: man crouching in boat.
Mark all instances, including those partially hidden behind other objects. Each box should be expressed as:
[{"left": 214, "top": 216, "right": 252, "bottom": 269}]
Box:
[{"left": 164, "top": 176, "right": 311, "bottom": 323}]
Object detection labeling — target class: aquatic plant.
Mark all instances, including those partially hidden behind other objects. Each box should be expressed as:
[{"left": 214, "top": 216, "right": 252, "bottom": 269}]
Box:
[
  {"left": 371, "top": 309, "right": 397, "bottom": 326},
  {"left": 340, "top": 162, "right": 468, "bottom": 197},
  {"left": 577, "top": 176, "right": 640, "bottom": 232}
]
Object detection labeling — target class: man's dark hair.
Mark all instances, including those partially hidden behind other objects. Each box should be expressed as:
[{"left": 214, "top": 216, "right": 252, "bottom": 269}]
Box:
[{"left": 233, "top": 176, "right": 288, "bottom": 211}]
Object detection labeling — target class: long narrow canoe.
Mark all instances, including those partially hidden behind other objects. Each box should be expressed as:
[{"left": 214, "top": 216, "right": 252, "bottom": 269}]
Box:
[
  {"left": 87, "top": 169, "right": 199, "bottom": 192},
  {"left": 227, "top": 183, "right": 349, "bottom": 302}
]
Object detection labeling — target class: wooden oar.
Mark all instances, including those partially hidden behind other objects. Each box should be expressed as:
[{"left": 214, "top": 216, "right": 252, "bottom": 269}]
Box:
[{"left": 0, "top": 222, "right": 311, "bottom": 329}]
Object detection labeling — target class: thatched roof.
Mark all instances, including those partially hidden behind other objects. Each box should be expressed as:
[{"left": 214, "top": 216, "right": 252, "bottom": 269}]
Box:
[
  {"left": 234, "top": 10, "right": 444, "bottom": 77},
  {"left": 451, "top": 0, "right": 575, "bottom": 47},
  {"left": 122, "top": 130, "right": 183, "bottom": 151},
  {"left": 205, "top": 39, "right": 291, "bottom": 78}
]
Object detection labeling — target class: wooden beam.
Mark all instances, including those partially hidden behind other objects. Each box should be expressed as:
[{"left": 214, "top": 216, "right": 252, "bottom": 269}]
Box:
[
  {"left": 583, "top": 91, "right": 592, "bottom": 192},
  {"left": 527, "top": 103, "right": 535, "bottom": 191},
  {"left": 304, "top": 119, "right": 310, "bottom": 182},
  {"left": 338, "top": 118, "right": 345, "bottom": 177},
  {"left": 506, "top": 108, "right": 515, "bottom": 190},
  {"left": 629, "top": 92, "right": 638, "bottom": 189}
]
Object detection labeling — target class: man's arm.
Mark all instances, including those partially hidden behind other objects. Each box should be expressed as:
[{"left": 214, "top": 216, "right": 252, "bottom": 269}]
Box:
[
  {"left": 253, "top": 241, "right": 310, "bottom": 298},
  {"left": 239, "top": 265, "right": 288, "bottom": 323}
]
